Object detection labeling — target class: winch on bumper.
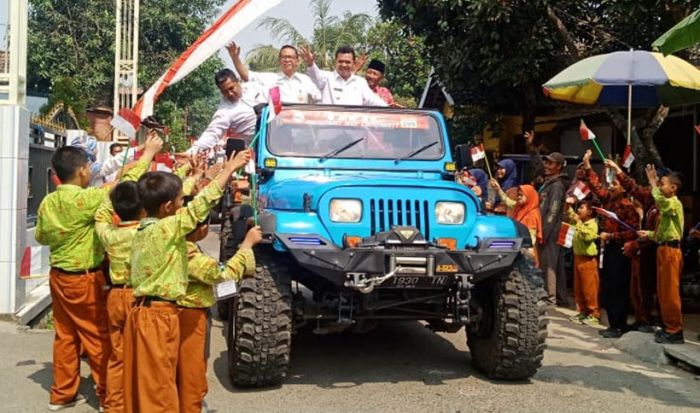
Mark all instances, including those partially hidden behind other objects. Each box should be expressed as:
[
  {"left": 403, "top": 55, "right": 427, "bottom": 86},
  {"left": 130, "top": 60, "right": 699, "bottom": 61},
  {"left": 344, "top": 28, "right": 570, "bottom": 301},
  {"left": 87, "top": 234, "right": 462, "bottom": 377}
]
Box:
[{"left": 277, "top": 226, "right": 524, "bottom": 292}]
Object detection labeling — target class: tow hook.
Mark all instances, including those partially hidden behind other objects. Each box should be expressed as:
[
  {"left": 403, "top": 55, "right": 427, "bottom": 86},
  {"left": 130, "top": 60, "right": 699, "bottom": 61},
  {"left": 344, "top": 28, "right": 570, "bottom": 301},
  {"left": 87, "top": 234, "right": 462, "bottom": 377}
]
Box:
[{"left": 345, "top": 267, "right": 403, "bottom": 293}]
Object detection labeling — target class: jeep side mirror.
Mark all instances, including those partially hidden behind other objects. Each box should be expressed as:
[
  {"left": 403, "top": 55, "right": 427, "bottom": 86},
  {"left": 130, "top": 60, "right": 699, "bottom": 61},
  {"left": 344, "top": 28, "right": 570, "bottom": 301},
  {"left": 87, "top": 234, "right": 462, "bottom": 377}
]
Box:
[{"left": 454, "top": 144, "right": 474, "bottom": 171}]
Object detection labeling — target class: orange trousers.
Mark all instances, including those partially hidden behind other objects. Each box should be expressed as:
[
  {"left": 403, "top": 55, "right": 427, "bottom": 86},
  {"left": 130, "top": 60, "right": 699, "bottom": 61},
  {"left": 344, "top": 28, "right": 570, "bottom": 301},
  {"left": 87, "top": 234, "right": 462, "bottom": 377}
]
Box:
[
  {"left": 656, "top": 246, "right": 683, "bottom": 334},
  {"left": 177, "top": 308, "right": 209, "bottom": 413},
  {"left": 573, "top": 255, "right": 600, "bottom": 319},
  {"left": 48, "top": 268, "right": 110, "bottom": 406},
  {"left": 103, "top": 288, "right": 135, "bottom": 413},
  {"left": 124, "top": 302, "right": 180, "bottom": 413}
]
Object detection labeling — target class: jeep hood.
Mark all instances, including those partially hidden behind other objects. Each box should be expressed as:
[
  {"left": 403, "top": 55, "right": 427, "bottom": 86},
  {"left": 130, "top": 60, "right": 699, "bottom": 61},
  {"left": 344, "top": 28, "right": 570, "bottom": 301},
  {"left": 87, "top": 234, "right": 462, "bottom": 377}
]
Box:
[{"left": 263, "top": 174, "right": 479, "bottom": 210}]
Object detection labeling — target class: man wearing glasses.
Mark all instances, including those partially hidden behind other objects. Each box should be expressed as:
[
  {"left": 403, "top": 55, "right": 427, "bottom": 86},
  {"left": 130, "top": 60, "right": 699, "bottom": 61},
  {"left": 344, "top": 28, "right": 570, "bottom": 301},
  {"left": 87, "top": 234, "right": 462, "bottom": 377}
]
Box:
[{"left": 228, "top": 42, "right": 321, "bottom": 104}]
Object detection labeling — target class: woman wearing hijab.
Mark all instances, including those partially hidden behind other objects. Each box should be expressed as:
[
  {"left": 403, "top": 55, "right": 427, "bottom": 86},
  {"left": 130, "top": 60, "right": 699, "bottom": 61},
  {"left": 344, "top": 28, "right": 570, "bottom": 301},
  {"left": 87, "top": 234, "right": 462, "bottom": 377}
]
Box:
[
  {"left": 491, "top": 180, "right": 542, "bottom": 266},
  {"left": 457, "top": 168, "right": 489, "bottom": 207},
  {"left": 493, "top": 159, "right": 519, "bottom": 215}
]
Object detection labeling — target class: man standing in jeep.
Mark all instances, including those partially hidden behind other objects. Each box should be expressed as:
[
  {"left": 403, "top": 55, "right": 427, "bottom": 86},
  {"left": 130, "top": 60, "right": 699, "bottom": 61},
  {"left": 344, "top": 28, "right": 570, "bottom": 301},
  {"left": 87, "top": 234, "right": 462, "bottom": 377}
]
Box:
[
  {"left": 299, "top": 45, "right": 388, "bottom": 107},
  {"left": 533, "top": 146, "right": 571, "bottom": 306}
]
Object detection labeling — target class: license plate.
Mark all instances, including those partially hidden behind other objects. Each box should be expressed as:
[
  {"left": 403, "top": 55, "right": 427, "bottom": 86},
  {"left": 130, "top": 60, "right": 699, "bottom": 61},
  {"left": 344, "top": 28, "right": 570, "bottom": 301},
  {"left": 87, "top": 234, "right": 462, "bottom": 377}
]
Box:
[{"left": 383, "top": 275, "right": 450, "bottom": 289}]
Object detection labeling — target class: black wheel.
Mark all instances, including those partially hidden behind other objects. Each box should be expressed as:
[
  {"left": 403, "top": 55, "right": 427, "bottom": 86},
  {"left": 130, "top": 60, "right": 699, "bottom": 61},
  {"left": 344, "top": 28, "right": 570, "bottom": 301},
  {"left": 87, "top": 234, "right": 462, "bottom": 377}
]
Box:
[
  {"left": 227, "top": 248, "right": 293, "bottom": 387},
  {"left": 218, "top": 205, "right": 254, "bottom": 321},
  {"left": 467, "top": 257, "right": 548, "bottom": 380}
]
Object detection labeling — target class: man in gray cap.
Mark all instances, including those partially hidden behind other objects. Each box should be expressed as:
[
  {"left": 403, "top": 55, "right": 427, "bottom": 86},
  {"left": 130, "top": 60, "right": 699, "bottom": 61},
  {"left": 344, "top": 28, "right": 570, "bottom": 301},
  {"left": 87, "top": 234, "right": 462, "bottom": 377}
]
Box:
[{"left": 537, "top": 150, "right": 571, "bottom": 305}]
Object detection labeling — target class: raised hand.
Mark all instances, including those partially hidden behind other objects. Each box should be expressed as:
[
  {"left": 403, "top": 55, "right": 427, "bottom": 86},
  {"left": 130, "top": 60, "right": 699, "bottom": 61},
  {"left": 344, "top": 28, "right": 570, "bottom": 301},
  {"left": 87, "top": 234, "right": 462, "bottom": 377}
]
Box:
[
  {"left": 299, "top": 45, "right": 315, "bottom": 66},
  {"left": 645, "top": 164, "right": 658, "bottom": 187},
  {"left": 489, "top": 178, "right": 501, "bottom": 190},
  {"left": 226, "top": 149, "right": 251, "bottom": 174},
  {"left": 582, "top": 149, "right": 592, "bottom": 169},
  {"left": 604, "top": 159, "right": 622, "bottom": 175},
  {"left": 226, "top": 41, "right": 241, "bottom": 61},
  {"left": 205, "top": 163, "right": 222, "bottom": 180},
  {"left": 240, "top": 225, "right": 263, "bottom": 250},
  {"left": 143, "top": 131, "right": 164, "bottom": 160},
  {"left": 524, "top": 130, "right": 535, "bottom": 146}
]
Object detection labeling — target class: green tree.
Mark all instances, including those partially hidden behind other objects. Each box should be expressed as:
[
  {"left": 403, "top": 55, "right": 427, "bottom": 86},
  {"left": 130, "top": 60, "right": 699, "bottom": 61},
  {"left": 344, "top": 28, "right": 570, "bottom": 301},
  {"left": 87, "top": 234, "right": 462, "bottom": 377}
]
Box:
[
  {"left": 379, "top": 0, "right": 700, "bottom": 162},
  {"left": 364, "top": 20, "right": 431, "bottom": 106},
  {"left": 245, "top": 0, "right": 373, "bottom": 70},
  {"left": 27, "top": 0, "right": 226, "bottom": 138}
]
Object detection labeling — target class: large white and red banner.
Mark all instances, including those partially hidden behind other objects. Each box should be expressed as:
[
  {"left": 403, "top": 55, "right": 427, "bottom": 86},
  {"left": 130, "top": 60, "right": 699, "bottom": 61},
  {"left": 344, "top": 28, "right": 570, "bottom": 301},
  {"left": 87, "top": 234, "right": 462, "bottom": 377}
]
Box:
[{"left": 113, "top": 0, "right": 282, "bottom": 135}]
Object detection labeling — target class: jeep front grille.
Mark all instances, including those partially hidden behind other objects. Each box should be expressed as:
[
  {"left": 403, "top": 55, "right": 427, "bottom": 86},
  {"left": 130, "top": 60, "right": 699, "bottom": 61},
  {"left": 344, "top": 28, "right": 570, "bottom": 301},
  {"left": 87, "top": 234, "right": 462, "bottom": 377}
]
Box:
[{"left": 369, "top": 198, "right": 430, "bottom": 239}]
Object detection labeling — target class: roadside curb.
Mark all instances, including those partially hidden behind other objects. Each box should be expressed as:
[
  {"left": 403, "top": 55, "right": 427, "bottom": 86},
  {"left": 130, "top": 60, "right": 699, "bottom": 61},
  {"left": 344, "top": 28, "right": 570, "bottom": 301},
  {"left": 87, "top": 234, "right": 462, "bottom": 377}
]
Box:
[{"left": 613, "top": 331, "right": 700, "bottom": 372}]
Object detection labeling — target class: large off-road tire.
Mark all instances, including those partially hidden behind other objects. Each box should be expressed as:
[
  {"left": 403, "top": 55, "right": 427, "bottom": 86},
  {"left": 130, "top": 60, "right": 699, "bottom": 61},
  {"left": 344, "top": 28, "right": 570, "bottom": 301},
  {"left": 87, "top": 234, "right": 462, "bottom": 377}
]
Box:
[
  {"left": 227, "top": 249, "right": 293, "bottom": 387},
  {"left": 217, "top": 204, "right": 254, "bottom": 321},
  {"left": 467, "top": 257, "right": 548, "bottom": 380}
]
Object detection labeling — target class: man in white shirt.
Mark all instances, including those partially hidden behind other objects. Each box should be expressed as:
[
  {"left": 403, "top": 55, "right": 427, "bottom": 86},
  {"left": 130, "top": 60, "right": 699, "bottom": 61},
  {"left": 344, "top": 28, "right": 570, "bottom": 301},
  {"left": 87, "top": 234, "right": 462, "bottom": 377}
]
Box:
[
  {"left": 188, "top": 68, "right": 267, "bottom": 154},
  {"left": 228, "top": 42, "right": 321, "bottom": 104},
  {"left": 299, "top": 45, "right": 388, "bottom": 107}
]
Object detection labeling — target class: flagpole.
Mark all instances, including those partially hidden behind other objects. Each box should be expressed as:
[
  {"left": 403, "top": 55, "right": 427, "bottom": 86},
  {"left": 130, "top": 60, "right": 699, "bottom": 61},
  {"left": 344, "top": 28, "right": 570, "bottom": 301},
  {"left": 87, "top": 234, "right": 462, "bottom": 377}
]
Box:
[
  {"left": 483, "top": 152, "right": 493, "bottom": 179},
  {"left": 627, "top": 48, "right": 635, "bottom": 147},
  {"left": 590, "top": 138, "right": 607, "bottom": 161}
]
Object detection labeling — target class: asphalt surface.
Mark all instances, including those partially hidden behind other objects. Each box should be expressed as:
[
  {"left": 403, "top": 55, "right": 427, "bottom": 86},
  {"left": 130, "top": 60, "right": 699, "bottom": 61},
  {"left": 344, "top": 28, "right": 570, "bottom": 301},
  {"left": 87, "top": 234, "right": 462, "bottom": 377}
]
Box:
[{"left": 2, "top": 231, "right": 699, "bottom": 412}]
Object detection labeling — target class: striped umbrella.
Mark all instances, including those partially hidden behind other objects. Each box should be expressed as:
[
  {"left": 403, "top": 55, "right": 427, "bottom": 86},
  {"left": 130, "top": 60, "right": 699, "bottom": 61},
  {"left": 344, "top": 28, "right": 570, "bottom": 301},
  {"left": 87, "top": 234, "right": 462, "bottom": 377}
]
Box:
[{"left": 543, "top": 50, "right": 700, "bottom": 146}]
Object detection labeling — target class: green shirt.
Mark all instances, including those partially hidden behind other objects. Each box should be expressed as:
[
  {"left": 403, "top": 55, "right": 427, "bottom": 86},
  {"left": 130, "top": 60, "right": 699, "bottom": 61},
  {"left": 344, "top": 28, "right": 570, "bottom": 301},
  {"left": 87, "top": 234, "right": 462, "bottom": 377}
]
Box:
[
  {"left": 568, "top": 208, "right": 598, "bottom": 257},
  {"left": 130, "top": 180, "right": 223, "bottom": 301},
  {"left": 35, "top": 159, "right": 149, "bottom": 272},
  {"left": 649, "top": 187, "right": 684, "bottom": 243},
  {"left": 94, "top": 201, "right": 140, "bottom": 286},
  {"left": 178, "top": 242, "right": 255, "bottom": 308}
]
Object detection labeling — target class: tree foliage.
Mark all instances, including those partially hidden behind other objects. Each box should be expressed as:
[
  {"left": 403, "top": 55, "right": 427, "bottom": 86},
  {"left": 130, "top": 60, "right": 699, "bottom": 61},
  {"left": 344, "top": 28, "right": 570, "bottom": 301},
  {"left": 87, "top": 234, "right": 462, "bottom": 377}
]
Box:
[
  {"left": 245, "top": 1, "right": 431, "bottom": 104},
  {"left": 27, "top": 0, "right": 226, "bottom": 141},
  {"left": 379, "top": 0, "right": 700, "bottom": 155}
]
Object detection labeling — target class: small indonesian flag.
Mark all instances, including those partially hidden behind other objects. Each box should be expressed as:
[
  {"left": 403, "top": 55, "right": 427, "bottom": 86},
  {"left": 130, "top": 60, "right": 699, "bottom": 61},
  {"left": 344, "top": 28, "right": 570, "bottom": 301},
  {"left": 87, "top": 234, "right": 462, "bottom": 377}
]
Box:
[
  {"left": 471, "top": 144, "right": 486, "bottom": 162},
  {"left": 622, "top": 145, "right": 635, "bottom": 168},
  {"left": 110, "top": 108, "right": 142, "bottom": 139},
  {"left": 593, "top": 206, "right": 636, "bottom": 231},
  {"left": 579, "top": 119, "right": 596, "bottom": 141},
  {"left": 20, "top": 246, "right": 46, "bottom": 279},
  {"left": 558, "top": 223, "right": 575, "bottom": 248},
  {"left": 572, "top": 181, "right": 590, "bottom": 201},
  {"left": 267, "top": 86, "right": 282, "bottom": 123}
]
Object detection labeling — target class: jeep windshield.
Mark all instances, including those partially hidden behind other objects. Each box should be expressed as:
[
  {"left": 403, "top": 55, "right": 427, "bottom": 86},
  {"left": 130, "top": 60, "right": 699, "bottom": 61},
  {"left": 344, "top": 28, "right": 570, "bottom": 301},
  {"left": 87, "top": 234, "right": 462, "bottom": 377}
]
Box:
[{"left": 266, "top": 107, "right": 444, "bottom": 160}]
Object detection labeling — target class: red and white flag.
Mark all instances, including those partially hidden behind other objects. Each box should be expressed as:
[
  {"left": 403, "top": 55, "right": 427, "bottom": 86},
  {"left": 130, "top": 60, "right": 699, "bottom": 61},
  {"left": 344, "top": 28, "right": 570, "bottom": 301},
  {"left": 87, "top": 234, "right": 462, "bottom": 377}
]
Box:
[
  {"left": 579, "top": 119, "right": 596, "bottom": 141},
  {"left": 471, "top": 144, "right": 486, "bottom": 162},
  {"left": 622, "top": 145, "right": 635, "bottom": 169},
  {"left": 572, "top": 181, "right": 590, "bottom": 200},
  {"left": 558, "top": 223, "right": 575, "bottom": 248},
  {"left": 111, "top": 108, "right": 142, "bottom": 139},
  {"left": 123, "top": 0, "right": 282, "bottom": 126},
  {"left": 20, "top": 246, "right": 46, "bottom": 279},
  {"left": 267, "top": 86, "right": 282, "bottom": 123},
  {"left": 593, "top": 207, "right": 636, "bottom": 231}
]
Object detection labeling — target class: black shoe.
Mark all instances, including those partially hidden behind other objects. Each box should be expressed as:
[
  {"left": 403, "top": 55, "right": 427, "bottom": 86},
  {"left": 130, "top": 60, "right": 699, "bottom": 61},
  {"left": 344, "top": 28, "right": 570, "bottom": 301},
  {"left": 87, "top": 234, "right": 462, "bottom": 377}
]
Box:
[
  {"left": 599, "top": 327, "right": 624, "bottom": 338},
  {"left": 629, "top": 322, "right": 655, "bottom": 334},
  {"left": 654, "top": 330, "right": 684, "bottom": 344}
]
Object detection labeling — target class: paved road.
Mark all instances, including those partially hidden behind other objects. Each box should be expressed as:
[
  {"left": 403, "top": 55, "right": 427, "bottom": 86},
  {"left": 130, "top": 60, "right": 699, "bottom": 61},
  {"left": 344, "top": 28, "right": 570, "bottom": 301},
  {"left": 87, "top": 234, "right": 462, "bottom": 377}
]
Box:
[
  {"left": 2, "top": 314, "right": 699, "bottom": 413},
  {"left": 2, "top": 231, "right": 699, "bottom": 412}
]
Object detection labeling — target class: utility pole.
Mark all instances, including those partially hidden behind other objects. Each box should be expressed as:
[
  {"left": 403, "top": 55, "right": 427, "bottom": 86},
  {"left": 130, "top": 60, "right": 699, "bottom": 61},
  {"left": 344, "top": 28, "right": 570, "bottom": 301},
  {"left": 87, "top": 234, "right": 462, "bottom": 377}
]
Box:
[{"left": 112, "top": 0, "right": 140, "bottom": 142}]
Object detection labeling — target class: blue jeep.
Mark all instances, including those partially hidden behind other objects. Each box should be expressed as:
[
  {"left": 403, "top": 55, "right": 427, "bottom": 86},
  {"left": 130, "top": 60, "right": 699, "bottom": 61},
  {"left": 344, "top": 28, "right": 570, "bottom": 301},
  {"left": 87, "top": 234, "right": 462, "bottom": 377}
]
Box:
[{"left": 221, "top": 105, "right": 548, "bottom": 387}]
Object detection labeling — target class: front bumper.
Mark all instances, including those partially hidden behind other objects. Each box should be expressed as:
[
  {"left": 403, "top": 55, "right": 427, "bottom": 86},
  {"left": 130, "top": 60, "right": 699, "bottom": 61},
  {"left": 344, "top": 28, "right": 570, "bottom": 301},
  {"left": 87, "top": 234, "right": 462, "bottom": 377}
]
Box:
[{"left": 277, "top": 233, "right": 524, "bottom": 288}]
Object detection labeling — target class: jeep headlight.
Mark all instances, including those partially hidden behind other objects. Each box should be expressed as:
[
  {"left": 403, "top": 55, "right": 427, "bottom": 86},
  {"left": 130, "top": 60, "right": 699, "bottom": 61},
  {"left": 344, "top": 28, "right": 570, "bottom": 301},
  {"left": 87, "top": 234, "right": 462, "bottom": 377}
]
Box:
[
  {"left": 435, "top": 202, "right": 465, "bottom": 225},
  {"left": 329, "top": 199, "right": 362, "bottom": 223}
]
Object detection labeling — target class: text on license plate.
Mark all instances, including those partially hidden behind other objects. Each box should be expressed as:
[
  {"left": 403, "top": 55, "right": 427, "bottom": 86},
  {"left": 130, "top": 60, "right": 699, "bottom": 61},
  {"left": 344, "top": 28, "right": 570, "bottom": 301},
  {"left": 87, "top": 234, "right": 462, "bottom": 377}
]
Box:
[{"left": 385, "top": 275, "right": 450, "bottom": 288}]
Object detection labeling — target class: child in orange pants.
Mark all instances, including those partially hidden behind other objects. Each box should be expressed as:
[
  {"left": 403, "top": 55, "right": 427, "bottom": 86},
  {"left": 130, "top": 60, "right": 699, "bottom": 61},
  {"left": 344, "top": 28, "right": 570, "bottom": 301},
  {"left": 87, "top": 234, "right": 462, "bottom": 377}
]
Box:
[
  {"left": 639, "top": 165, "right": 684, "bottom": 344},
  {"left": 177, "top": 220, "right": 261, "bottom": 413},
  {"left": 566, "top": 199, "right": 600, "bottom": 325}
]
